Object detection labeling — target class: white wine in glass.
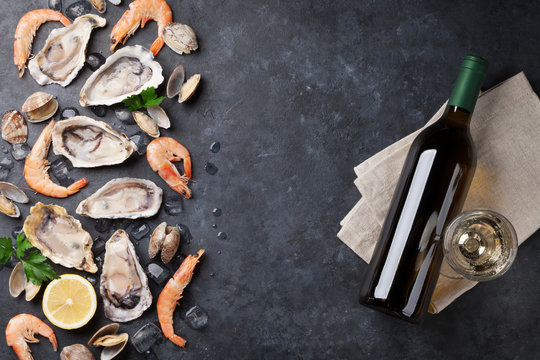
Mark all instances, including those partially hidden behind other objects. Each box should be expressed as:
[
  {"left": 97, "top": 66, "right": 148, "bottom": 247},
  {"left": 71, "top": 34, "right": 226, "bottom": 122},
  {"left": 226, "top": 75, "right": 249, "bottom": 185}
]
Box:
[{"left": 443, "top": 209, "right": 518, "bottom": 281}]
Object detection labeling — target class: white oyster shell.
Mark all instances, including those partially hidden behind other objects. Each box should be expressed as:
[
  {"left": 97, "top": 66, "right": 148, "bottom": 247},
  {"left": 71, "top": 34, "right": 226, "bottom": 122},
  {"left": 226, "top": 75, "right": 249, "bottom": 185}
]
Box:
[
  {"left": 76, "top": 178, "right": 162, "bottom": 219},
  {"left": 52, "top": 116, "right": 137, "bottom": 168},
  {"left": 100, "top": 229, "right": 152, "bottom": 322},
  {"left": 28, "top": 14, "right": 106, "bottom": 87},
  {"left": 79, "top": 45, "right": 163, "bottom": 106},
  {"left": 23, "top": 203, "right": 97, "bottom": 273}
]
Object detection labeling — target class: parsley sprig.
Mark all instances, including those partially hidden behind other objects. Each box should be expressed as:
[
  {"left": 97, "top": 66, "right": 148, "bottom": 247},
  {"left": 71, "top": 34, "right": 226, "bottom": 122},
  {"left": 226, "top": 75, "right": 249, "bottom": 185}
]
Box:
[
  {"left": 0, "top": 233, "right": 59, "bottom": 285},
  {"left": 122, "top": 87, "right": 166, "bottom": 112}
]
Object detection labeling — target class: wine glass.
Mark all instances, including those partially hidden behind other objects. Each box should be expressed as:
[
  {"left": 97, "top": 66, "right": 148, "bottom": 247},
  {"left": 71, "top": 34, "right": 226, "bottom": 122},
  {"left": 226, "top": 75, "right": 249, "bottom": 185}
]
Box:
[{"left": 443, "top": 209, "right": 518, "bottom": 281}]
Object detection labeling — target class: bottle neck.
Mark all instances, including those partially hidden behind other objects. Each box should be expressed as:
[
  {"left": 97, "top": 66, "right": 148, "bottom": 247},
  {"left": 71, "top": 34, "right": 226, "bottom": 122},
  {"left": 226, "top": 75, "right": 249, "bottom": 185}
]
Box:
[{"left": 441, "top": 105, "right": 472, "bottom": 128}]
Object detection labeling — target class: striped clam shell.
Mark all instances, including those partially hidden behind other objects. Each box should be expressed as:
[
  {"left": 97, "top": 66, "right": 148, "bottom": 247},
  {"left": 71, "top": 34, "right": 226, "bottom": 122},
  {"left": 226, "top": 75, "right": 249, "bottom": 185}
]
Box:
[{"left": 1, "top": 110, "right": 28, "bottom": 144}]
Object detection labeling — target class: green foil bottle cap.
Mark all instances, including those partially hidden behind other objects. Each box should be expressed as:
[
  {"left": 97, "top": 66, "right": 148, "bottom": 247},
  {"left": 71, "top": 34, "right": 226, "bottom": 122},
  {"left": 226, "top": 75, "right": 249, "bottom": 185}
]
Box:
[{"left": 448, "top": 55, "right": 488, "bottom": 113}]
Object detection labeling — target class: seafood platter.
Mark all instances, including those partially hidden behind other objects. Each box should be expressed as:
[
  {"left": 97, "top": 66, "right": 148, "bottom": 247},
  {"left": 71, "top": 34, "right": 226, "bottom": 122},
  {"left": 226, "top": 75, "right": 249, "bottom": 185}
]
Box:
[{"left": 0, "top": 1, "right": 215, "bottom": 359}]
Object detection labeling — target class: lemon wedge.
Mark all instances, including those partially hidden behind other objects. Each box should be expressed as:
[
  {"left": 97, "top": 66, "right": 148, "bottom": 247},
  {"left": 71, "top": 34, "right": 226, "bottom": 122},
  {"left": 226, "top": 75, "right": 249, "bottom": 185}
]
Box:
[{"left": 42, "top": 274, "right": 97, "bottom": 329}]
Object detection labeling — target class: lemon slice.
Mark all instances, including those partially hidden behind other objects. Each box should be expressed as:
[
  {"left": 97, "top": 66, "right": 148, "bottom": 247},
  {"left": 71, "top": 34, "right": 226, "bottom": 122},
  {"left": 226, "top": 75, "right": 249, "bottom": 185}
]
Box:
[{"left": 42, "top": 274, "right": 97, "bottom": 329}]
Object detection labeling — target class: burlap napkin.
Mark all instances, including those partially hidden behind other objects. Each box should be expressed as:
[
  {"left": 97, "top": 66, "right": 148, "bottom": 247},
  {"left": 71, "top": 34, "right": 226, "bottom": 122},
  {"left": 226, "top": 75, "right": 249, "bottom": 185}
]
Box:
[{"left": 338, "top": 72, "right": 540, "bottom": 313}]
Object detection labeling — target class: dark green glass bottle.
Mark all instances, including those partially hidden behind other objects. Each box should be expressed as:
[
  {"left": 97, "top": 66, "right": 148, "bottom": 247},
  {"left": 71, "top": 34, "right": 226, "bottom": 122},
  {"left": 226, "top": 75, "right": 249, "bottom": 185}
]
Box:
[{"left": 359, "top": 55, "right": 488, "bottom": 321}]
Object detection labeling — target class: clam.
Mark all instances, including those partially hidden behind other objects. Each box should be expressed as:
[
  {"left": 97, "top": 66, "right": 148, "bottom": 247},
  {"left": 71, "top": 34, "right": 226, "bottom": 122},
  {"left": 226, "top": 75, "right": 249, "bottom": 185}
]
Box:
[
  {"left": 1, "top": 110, "right": 28, "bottom": 144},
  {"left": 9, "top": 262, "right": 41, "bottom": 301},
  {"left": 108, "top": 0, "right": 121, "bottom": 5},
  {"left": 149, "top": 222, "right": 180, "bottom": 264},
  {"left": 166, "top": 64, "right": 185, "bottom": 98},
  {"left": 147, "top": 106, "right": 170, "bottom": 129},
  {"left": 89, "top": 0, "right": 106, "bottom": 13},
  {"left": 179, "top": 74, "right": 201, "bottom": 103},
  {"left": 132, "top": 111, "right": 160, "bottom": 137},
  {"left": 0, "top": 181, "right": 29, "bottom": 218},
  {"left": 162, "top": 22, "right": 198, "bottom": 55},
  {"left": 21, "top": 92, "right": 58, "bottom": 122},
  {"left": 60, "top": 344, "right": 96, "bottom": 360},
  {"left": 89, "top": 323, "right": 128, "bottom": 360}
]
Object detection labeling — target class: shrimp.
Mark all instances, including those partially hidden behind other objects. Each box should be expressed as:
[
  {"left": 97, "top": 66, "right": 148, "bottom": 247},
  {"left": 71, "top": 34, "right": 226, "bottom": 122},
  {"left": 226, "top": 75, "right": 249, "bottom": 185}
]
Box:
[
  {"left": 14, "top": 9, "right": 71, "bottom": 77},
  {"left": 24, "top": 120, "right": 88, "bottom": 198},
  {"left": 110, "top": 0, "right": 173, "bottom": 56},
  {"left": 146, "top": 137, "right": 192, "bottom": 198},
  {"left": 157, "top": 249, "right": 204, "bottom": 348},
  {"left": 5, "top": 314, "right": 58, "bottom": 360}
]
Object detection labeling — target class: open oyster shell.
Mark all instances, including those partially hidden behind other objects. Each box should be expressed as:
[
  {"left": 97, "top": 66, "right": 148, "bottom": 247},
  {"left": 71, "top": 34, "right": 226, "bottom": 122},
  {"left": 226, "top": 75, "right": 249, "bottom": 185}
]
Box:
[
  {"left": 76, "top": 178, "right": 162, "bottom": 219},
  {"left": 28, "top": 14, "right": 106, "bottom": 87},
  {"left": 79, "top": 45, "right": 163, "bottom": 106},
  {"left": 100, "top": 230, "right": 152, "bottom": 322},
  {"left": 52, "top": 116, "right": 137, "bottom": 167},
  {"left": 23, "top": 203, "right": 97, "bottom": 273}
]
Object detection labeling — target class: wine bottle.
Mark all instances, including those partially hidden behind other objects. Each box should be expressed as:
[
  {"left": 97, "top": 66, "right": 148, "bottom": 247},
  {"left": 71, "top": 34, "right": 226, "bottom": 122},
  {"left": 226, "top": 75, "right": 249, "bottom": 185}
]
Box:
[{"left": 359, "top": 55, "right": 488, "bottom": 321}]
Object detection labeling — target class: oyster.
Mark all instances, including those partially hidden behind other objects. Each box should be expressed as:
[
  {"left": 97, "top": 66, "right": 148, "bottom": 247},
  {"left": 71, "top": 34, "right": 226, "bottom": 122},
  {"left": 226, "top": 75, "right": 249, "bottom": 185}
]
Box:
[
  {"left": 132, "top": 111, "right": 159, "bottom": 137},
  {"left": 21, "top": 92, "right": 58, "bottom": 122},
  {"left": 80, "top": 45, "right": 163, "bottom": 107},
  {"left": 100, "top": 230, "right": 152, "bottom": 322},
  {"left": 163, "top": 22, "right": 198, "bottom": 55},
  {"left": 76, "top": 178, "right": 162, "bottom": 219},
  {"left": 1, "top": 110, "right": 28, "bottom": 144},
  {"left": 23, "top": 203, "right": 97, "bottom": 273},
  {"left": 52, "top": 116, "right": 137, "bottom": 167},
  {"left": 179, "top": 74, "right": 201, "bottom": 103},
  {"left": 60, "top": 344, "right": 95, "bottom": 360},
  {"left": 166, "top": 64, "right": 185, "bottom": 98},
  {"left": 28, "top": 15, "right": 106, "bottom": 87}
]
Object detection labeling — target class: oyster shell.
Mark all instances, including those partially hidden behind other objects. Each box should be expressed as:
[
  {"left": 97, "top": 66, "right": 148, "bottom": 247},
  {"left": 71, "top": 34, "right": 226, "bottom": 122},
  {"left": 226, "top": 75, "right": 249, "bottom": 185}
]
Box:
[
  {"left": 149, "top": 222, "right": 180, "bottom": 264},
  {"left": 80, "top": 45, "right": 163, "bottom": 107},
  {"left": 60, "top": 344, "right": 95, "bottom": 360},
  {"left": 147, "top": 106, "right": 170, "bottom": 129},
  {"left": 21, "top": 92, "right": 58, "bottom": 122},
  {"left": 28, "top": 15, "right": 106, "bottom": 87},
  {"left": 52, "top": 116, "right": 137, "bottom": 167},
  {"left": 132, "top": 111, "right": 159, "bottom": 137},
  {"left": 166, "top": 64, "right": 185, "bottom": 98},
  {"left": 76, "top": 177, "right": 162, "bottom": 219},
  {"left": 1, "top": 110, "right": 28, "bottom": 144},
  {"left": 100, "top": 230, "right": 152, "bottom": 322},
  {"left": 179, "top": 74, "right": 201, "bottom": 103},
  {"left": 23, "top": 203, "right": 97, "bottom": 273},
  {"left": 162, "top": 22, "right": 198, "bottom": 55}
]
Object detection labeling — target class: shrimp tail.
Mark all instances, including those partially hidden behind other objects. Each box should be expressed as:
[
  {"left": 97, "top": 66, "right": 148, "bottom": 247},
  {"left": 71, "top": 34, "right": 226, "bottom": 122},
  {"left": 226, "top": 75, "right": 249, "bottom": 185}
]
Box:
[
  {"left": 168, "top": 334, "right": 187, "bottom": 348},
  {"left": 67, "top": 178, "right": 89, "bottom": 194},
  {"left": 150, "top": 36, "right": 164, "bottom": 56}
]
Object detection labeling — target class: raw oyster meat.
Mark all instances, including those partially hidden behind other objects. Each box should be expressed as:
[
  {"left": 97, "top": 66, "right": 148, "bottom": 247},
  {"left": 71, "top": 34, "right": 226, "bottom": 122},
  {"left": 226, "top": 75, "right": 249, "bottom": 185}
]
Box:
[
  {"left": 76, "top": 178, "right": 162, "bottom": 219},
  {"left": 28, "top": 14, "right": 106, "bottom": 87},
  {"left": 23, "top": 203, "right": 97, "bottom": 273},
  {"left": 100, "top": 229, "right": 152, "bottom": 322},
  {"left": 79, "top": 45, "right": 163, "bottom": 106},
  {"left": 52, "top": 116, "right": 137, "bottom": 167}
]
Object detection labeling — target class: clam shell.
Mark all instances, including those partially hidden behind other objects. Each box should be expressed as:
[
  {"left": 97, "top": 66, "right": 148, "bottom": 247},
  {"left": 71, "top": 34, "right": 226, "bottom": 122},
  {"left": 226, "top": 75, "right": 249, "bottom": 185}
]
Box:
[
  {"left": 166, "top": 64, "right": 185, "bottom": 98},
  {"left": 9, "top": 262, "right": 26, "bottom": 297},
  {"left": 132, "top": 111, "right": 160, "bottom": 137},
  {"left": 91, "top": 333, "right": 128, "bottom": 347},
  {"left": 88, "top": 323, "right": 120, "bottom": 346},
  {"left": 24, "top": 280, "right": 41, "bottom": 301},
  {"left": 163, "top": 22, "right": 198, "bottom": 55},
  {"left": 147, "top": 106, "right": 170, "bottom": 129},
  {"left": 89, "top": 0, "right": 106, "bottom": 13},
  {"left": 148, "top": 222, "right": 167, "bottom": 259},
  {"left": 0, "top": 194, "right": 19, "bottom": 218},
  {"left": 0, "top": 181, "right": 29, "bottom": 203},
  {"left": 161, "top": 226, "right": 180, "bottom": 264},
  {"left": 179, "top": 74, "right": 201, "bottom": 103},
  {"left": 24, "top": 97, "right": 59, "bottom": 123},
  {"left": 101, "top": 338, "right": 127, "bottom": 360},
  {"left": 22, "top": 92, "right": 53, "bottom": 113},
  {"left": 60, "top": 344, "right": 95, "bottom": 360},
  {"left": 1, "top": 110, "right": 28, "bottom": 144}
]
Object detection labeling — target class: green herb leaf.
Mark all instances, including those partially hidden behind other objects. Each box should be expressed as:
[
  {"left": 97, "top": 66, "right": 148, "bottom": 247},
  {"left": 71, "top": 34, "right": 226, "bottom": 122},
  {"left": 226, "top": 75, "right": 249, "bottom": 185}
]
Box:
[
  {"left": 0, "top": 237, "right": 13, "bottom": 264},
  {"left": 122, "top": 87, "right": 166, "bottom": 112},
  {"left": 145, "top": 96, "right": 167, "bottom": 108},
  {"left": 122, "top": 94, "right": 145, "bottom": 112},
  {"left": 15, "top": 233, "right": 32, "bottom": 259},
  {"left": 21, "top": 250, "right": 60, "bottom": 285},
  {"left": 140, "top": 87, "right": 158, "bottom": 104}
]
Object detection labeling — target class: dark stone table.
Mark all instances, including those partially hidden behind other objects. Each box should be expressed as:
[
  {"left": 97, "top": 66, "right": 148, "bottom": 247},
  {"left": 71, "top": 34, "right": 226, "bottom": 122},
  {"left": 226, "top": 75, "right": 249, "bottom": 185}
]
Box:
[{"left": 0, "top": 0, "right": 538, "bottom": 359}]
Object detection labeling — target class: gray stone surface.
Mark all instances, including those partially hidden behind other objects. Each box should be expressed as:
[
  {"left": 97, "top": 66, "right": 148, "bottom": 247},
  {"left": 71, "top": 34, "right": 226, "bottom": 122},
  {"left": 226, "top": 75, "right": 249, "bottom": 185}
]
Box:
[{"left": 0, "top": 0, "right": 538, "bottom": 359}]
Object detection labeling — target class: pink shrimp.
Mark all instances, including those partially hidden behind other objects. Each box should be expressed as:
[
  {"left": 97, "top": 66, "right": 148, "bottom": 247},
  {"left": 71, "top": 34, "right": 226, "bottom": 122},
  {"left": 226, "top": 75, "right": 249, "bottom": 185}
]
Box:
[
  {"left": 146, "top": 137, "right": 192, "bottom": 198},
  {"left": 5, "top": 314, "right": 58, "bottom": 360},
  {"left": 110, "top": 0, "right": 173, "bottom": 56},
  {"left": 14, "top": 9, "right": 71, "bottom": 77},
  {"left": 24, "top": 121, "right": 88, "bottom": 198},
  {"left": 157, "top": 249, "right": 204, "bottom": 348}
]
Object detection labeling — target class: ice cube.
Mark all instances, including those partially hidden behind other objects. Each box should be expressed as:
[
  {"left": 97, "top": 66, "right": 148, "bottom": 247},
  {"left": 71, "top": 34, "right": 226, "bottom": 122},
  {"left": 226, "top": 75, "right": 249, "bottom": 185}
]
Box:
[
  {"left": 212, "top": 208, "right": 222, "bottom": 217},
  {"left": 217, "top": 231, "right": 228, "bottom": 240},
  {"left": 146, "top": 263, "right": 170, "bottom": 286},
  {"left": 90, "top": 105, "right": 107, "bottom": 118},
  {"left": 60, "top": 107, "right": 79, "bottom": 119},
  {"left": 205, "top": 162, "right": 218, "bottom": 175},
  {"left": 0, "top": 157, "right": 14, "bottom": 169},
  {"left": 129, "top": 132, "right": 150, "bottom": 155},
  {"left": 131, "top": 323, "right": 162, "bottom": 353},
  {"left": 48, "top": 0, "right": 62, "bottom": 11},
  {"left": 1, "top": 146, "right": 8, "bottom": 154},
  {"left": 65, "top": 0, "right": 91, "bottom": 21},
  {"left": 210, "top": 141, "right": 221, "bottom": 153},
  {"left": 11, "top": 143, "right": 30, "bottom": 161},
  {"left": 50, "top": 158, "right": 73, "bottom": 187},
  {"left": 185, "top": 306, "right": 208, "bottom": 329},
  {"left": 92, "top": 237, "right": 105, "bottom": 256},
  {"left": 11, "top": 226, "right": 23, "bottom": 239},
  {"left": 86, "top": 276, "right": 98, "bottom": 286},
  {"left": 0, "top": 168, "right": 9, "bottom": 181},
  {"left": 128, "top": 220, "right": 151, "bottom": 241},
  {"left": 94, "top": 219, "right": 112, "bottom": 233},
  {"left": 86, "top": 53, "right": 105, "bottom": 72},
  {"left": 115, "top": 108, "right": 133, "bottom": 123},
  {"left": 177, "top": 224, "right": 192, "bottom": 243},
  {"left": 163, "top": 195, "right": 183, "bottom": 215}
]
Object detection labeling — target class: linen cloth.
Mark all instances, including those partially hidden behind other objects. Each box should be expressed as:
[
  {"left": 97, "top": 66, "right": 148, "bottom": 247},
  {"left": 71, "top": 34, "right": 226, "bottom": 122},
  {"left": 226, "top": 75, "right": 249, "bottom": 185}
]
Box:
[{"left": 338, "top": 72, "right": 540, "bottom": 313}]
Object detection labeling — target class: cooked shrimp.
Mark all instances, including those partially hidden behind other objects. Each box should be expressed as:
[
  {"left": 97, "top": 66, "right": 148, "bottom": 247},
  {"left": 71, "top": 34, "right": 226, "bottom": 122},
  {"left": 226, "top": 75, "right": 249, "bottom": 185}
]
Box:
[
  {"left": 24, "top": 120, "right": 88, "bottom": 198},
  {"left": 110, "top": 0, "right": 172, "bottom": 56},
  {"left": 6, "top": 314, "right": 58, "bottom": 360},
  {"left": 14, "top": 9, "right": 71, "bottom": 77},
  {"left": 157, "top": 249, "right": 204, "bottom": 348},
  {"left": 146, "top": 137, "right": 192, "bottom": 198}
]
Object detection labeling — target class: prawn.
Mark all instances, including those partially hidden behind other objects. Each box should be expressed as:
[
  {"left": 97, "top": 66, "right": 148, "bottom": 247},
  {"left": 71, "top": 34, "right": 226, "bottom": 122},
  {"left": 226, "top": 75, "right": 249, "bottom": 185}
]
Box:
[
  {"left": 146, "top": 137, "right": 192, "bottom": 198},
  {"left": 14, "top": 9, "right": 71, "bottom": 77},
  {"left": 157, "top": 249, "right": 204, "bottom": 348},
  {"left": 110, "top": 0, "right": 172, "bottom": 56},
  {"left": 5, "top": 314, "right": 58, "bottom": 360},
  {"left": 24, "top": 120, "right": 88, "bottom": 198}
]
